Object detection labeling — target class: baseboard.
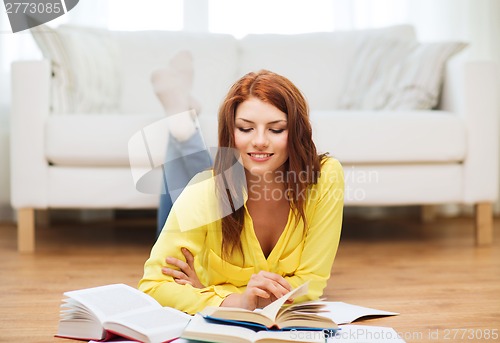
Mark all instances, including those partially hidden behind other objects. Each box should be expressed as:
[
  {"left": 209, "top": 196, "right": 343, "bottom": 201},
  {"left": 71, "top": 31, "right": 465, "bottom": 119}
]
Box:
[
  {"left": 0, "top": 205, "right": 14, "bottom": 222},
  {"left": 494, "top": 201, "right": 500, "bottom": 216},
  {"left": 48, "top": 209, "right": 115, "bottom": 222}
]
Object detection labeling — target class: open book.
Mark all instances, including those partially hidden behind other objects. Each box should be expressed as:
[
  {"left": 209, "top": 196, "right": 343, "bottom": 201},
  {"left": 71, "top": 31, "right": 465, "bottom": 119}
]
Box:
[
  {"left": 56, "top": 284, "right": 191, "bottom": 343},
  {"left": 200, "top": 282, "right": 337, "bottom": 331},
  {"left": 319, "top": 302, "right": 399, "bottom": 325},
  {"left": 182, "top": 314, "right": 326, "bottom": 343}
]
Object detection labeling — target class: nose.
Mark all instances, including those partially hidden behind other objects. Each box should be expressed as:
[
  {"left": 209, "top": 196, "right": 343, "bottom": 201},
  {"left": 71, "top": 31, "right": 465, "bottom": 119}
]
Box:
[{"left": 252, "top": 129, "right": 269, "bottom": 148}]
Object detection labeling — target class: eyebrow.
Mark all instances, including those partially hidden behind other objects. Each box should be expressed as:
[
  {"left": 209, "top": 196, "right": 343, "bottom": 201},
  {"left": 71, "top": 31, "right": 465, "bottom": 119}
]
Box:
[{"left": 235, "top": 118, "right": 287, "bottom": 124}]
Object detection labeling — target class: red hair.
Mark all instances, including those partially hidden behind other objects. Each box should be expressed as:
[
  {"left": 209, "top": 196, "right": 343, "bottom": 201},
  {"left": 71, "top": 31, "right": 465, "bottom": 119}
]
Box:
[{"left": 214, "top": 70, "right": 326, "bottom": 258}]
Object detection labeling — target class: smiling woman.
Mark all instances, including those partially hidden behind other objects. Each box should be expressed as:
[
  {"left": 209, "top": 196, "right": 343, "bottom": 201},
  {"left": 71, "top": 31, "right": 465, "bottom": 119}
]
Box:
[
  {"left": 139, "top": 70, "right": 344, "bottom": 315},
  {"left": 234, "top": 98, "right": 289, "bottom": 177}
]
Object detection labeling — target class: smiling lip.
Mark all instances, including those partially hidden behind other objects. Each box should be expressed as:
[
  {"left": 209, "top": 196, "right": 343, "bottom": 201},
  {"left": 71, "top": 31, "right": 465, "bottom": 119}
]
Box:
[{"left": 248, "top": 152, "right": 274, "bottom": 161}]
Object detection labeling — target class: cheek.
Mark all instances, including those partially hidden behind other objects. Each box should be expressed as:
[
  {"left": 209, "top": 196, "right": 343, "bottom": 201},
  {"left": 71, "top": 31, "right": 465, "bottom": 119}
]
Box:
[
  {"left": 276, "top": 133, "right": 288, "bottom": 153},
  {"left": 234, "top": 130, "right": 246, "bottom": 151}
]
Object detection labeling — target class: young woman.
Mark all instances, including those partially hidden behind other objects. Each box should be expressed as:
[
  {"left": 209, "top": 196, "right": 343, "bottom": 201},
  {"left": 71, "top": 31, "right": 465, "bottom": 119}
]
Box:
[{"left": 139, "top": 70, "right": 344, "bottom": 315}]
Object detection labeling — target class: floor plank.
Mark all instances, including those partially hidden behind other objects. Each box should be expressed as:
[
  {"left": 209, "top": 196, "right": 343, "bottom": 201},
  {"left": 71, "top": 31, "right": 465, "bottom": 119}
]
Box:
[{"left": 0, "top": 213, "right": 499, "bottom": 342}]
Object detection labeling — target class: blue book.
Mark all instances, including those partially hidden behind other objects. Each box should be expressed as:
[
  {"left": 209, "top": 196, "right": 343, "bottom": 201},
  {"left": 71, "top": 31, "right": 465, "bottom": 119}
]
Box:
[
  {"left": 198, "top": 282, "right": 337, "bottom": 331},
  {"left": 182, "top": 314, "right": 331, "bottom": 343}
]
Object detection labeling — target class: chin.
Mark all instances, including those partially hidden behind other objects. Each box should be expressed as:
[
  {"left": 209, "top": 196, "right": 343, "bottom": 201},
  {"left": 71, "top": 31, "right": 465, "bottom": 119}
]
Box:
[
  {"left": 243, "top": 159, "right": 287, "bottom": 177},
  {"left": 245, "top": 166, "right": 268, "bottom": 176}
]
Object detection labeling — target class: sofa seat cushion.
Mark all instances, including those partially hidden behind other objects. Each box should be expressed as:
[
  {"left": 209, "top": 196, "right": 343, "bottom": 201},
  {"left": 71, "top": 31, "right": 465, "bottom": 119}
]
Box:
[
  {"left": 45, "top": 114, "right": 220, "bottom": 167},
  {"left": 45, "top": 114, "right": 164, "bottom": 167},
  {"left": 46, "top": 110, "right": 465, "bottom": 167},
  {"left": 311, "top": 110, "right": 466, "bottom": 163}
]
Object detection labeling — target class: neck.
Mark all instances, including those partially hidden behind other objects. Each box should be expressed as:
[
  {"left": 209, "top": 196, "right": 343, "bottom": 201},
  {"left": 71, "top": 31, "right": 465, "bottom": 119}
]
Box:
[{"left": 245, "top": 169, "right": 288, "bottom": 203}]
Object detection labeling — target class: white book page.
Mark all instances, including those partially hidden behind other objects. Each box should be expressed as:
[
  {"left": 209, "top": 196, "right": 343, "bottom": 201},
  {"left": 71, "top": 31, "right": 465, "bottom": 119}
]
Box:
[
  {"left": 318, "top": 302, "right": 398, "bottom": 325},
  {"left": 260, "top": 281, "right": 310, "bottom": 320},
  {"left": 105, "top": 306, "right": 191, "bottom": 336},
  {"left": 327, "top": 325, "right": 406, "bottom": 342},
  {"left": 182, "top": 314, "right": 258, "bottom": 342},
  {"left": 64, "top": 284, "right": 160, "bottom": 322}
]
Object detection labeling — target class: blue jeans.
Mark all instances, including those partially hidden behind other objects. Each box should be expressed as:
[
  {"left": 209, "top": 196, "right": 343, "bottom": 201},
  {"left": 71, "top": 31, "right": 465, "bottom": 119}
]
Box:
[{"left": 157, "top": 130, "right": 212, "bottom": 237}]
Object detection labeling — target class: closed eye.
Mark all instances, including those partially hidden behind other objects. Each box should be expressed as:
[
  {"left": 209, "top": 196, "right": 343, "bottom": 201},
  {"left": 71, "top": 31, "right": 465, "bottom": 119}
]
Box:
[
  {"left": 270, "top": 129, "right": 285, "bottom": 134},
  {"left": 237, "top": 127, "right": 253, "bottom": 133}
]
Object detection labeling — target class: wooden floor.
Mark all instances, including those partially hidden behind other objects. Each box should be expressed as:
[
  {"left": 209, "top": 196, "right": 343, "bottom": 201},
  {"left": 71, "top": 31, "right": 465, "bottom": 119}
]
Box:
[{"left": 1, "top": 212, "right": 499, "bottom": 343}]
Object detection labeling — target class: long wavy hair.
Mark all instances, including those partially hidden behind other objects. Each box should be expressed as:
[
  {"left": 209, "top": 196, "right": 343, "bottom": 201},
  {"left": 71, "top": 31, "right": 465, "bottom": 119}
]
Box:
[{"left": 214, "top": 70, "right": 326, "bottom": 259}]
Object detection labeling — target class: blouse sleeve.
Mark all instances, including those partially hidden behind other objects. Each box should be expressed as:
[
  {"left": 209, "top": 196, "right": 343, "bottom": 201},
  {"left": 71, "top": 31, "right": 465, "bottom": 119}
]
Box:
[
  {"left": 138, "top": 172, "right": 235, "bottom": 315},
  {"left": 284, "top": 158, "right": 344, "bottom": 301}
]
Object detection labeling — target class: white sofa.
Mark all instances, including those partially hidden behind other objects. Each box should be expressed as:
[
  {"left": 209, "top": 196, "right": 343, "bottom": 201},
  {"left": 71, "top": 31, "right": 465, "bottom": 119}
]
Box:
[{"left": 10, "top": 25, "right": 499, "bottom": 252}]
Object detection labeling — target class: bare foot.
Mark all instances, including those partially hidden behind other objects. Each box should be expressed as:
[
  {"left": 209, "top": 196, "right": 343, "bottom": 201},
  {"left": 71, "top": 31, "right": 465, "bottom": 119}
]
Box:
[{"left": 151, "top": 50, "right": 201, "bottom": 141}]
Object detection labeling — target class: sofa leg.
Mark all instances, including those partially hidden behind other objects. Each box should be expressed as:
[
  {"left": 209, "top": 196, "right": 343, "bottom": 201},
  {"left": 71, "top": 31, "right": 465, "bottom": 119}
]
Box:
[
  {"left": 36, "top": 209, "right": 50, "bottom": 227},
  {"left": 18, "top": 208, "right": 35, "bottom": 253},
  {"left": 420, "top": 205, "right": 436, "bottom": 223},
  {"left": 475, "top": 202, "right": 493, "bottom": 246}
]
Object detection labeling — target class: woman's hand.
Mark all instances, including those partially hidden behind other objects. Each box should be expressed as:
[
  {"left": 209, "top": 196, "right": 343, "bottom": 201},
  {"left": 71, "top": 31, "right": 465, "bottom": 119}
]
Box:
[
  {"left": 221, "top": 271, "right": 293, "bottom": 310},
  {"left": 162, "top": 247, "right": 205, "bottom": 288}
]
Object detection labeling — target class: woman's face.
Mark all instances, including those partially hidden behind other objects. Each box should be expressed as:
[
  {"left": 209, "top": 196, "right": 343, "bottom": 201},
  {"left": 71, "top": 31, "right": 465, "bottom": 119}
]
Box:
[{"left": 234, "top": 97, "right": 289, "bottom": 178}]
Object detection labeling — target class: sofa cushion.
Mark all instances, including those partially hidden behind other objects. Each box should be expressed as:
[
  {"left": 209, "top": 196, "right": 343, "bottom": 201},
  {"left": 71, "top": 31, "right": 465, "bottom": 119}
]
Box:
[
  {"left": 45, "top": 114, "right": 163, "bottom": 167},
  {"left": 45, "top": 114, "right": 220, "bottom": 167},
  {"left": 45, "top": 110, "right": 465, "bottom": 167},
  {"left": 30, "top": 24, "right": 121, "bottom": 114},
  {"left": 32, "top": 26, "right": 239, "bottom": 116},
  {"left": 338, "top": 39, "right": 467, "bottom": 110},
  {"left": 238, "top": 25, "right": 417, "bottom": 110},
  {"left": 311, "top": 110, "right": 466, "bottom": 163}
]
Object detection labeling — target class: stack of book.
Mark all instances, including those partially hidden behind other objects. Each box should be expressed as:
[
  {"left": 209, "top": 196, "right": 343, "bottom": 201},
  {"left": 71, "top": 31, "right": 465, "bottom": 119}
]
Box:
[{"left": 56, "top": 283, "right": 402, "bottom": 343}]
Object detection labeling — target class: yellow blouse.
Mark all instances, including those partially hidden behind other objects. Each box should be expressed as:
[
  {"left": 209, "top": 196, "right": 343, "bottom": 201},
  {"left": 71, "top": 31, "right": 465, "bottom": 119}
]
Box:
[{"left": 138, "top": 157, "right": 344, "bottom": 315}]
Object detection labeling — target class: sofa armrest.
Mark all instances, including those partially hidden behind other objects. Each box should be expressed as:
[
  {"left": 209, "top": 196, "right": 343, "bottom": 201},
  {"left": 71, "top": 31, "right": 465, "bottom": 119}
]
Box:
[
  {"left": 440, "top": 58, "right": 500, "bottom": 203},
  {"left": 10, "top": 60, "right": 51, "bottom": 209}
]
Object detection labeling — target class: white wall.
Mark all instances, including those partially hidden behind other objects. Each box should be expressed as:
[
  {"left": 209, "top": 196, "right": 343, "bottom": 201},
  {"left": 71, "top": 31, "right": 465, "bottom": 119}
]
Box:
[{"left": 408, "top": 0, "right": 500, "bottom": 60}]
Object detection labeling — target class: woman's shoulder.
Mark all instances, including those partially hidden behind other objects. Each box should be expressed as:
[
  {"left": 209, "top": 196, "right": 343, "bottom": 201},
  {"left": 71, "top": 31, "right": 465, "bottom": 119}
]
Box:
[
  {"left": 318, "top": 156, "right": 344, "bottom": 184},
  {"left": 169, "top": 169, "right": 222, "bottom": 232},
  {"left": 306, "top": 156, "right": 344, "bottom": 198},
  {"left": 304, "top": 156, "right": 344, "bottom": 211}
]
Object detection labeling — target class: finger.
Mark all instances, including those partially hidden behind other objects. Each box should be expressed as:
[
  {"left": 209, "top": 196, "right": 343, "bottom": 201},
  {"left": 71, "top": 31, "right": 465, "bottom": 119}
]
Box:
[
  {"left": 181, "top": 248, "right": 195, "bottom": 268},
  {"left": 247, "top": 286, "right": 270, "bottom": 299},
  {"left": 265, "top": 280, "right": 290, "bottom": 300},
  {"left": 166, "top": 257, "right": 191, "bottom": 275},
  {"left": 248, "top": 277, "right": 288, "bottom": 300},
  {"left": 257, "top": 271, "right": 292, "bottom": 291},
  {"left": 174, "top": 278, "right": 193, "bottom": 286},
  {"left": 162, "top": 267, "right": 188, "bottom": 280}
]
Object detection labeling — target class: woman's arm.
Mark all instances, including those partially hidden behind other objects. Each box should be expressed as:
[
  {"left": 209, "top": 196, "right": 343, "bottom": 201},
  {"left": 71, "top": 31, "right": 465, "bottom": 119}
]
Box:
[
  {"left": 163, "top": 248, "right": 293, "bottom": 310},
  {"left": 139, "top": 225, "right": 222, "bottom": 315},
  {"left": 139, "top": 174, "right": 232, "bottom": 315}
]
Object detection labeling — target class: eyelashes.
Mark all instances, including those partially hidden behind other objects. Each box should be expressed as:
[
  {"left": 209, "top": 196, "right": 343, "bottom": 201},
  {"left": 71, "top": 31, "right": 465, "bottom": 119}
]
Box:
[
  {"left": 237, "top": 127, "right": 286, "bottom": 134},
  {"left": 237, "top": 127, "right": 252, "bottom": 133}
]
